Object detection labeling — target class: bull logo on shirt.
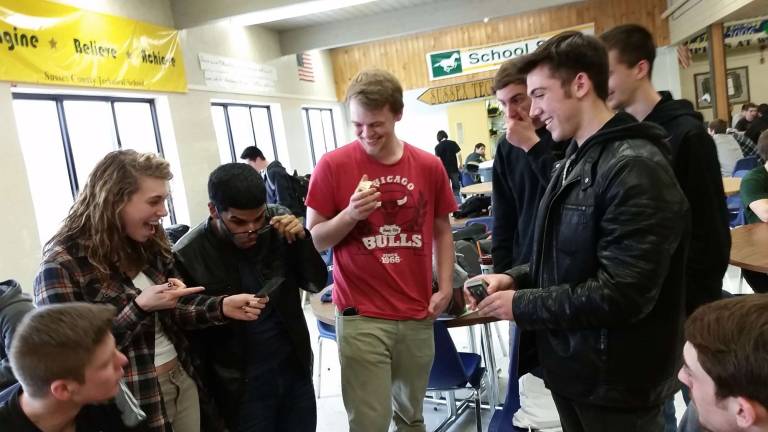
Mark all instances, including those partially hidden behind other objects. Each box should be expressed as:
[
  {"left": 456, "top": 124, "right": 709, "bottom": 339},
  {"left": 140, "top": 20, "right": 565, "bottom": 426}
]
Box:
[{"left": 355, "top": 181, "right": 426, "bottom": 254}]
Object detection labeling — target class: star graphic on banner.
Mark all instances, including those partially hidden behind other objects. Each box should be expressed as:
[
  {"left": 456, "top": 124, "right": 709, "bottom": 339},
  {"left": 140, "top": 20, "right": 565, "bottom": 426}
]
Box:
[{"left": 48, "top": 38, "right": 57, "bottom": 49}]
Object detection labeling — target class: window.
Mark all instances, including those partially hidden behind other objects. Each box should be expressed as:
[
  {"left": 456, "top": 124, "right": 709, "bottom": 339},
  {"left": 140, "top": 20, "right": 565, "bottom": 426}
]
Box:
[
  {"left": 12, "top": 94, "right": 177, "bottom": 245},
  {"left": 303, "top": 107, "right": 338, "bottom": 167},
  {"left": 210, "top": 103, "right": 277, "bottom": 163}
]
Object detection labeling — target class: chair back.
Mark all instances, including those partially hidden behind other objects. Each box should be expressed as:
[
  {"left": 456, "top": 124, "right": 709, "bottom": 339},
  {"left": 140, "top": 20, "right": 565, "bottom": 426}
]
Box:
[
  {"left": 461, "top": 171, "right": 478, "bottom": 187},
  {"left": 428, "top": 321, "right": 468, "bottom": 390},
  {"left": 465, "top": 216, "right": 494, "bottom": 234},
  {"left": 733, "top": 156, "right": 759, "bottom": 174},
  {"left": 455, "top": 240, "right": 482, "bottom": 277},
  {"left": 317, "top": 320, "right": 336, "bottom": 341},
  {"left": 727, "top": 170, "right": 750, "bottom": 227},
  {"left": 452, "top": 223, "right": 487, "bottom": 242}
]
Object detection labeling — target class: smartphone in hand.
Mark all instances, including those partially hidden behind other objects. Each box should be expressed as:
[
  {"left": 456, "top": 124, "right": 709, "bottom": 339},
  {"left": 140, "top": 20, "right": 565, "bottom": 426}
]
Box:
[
  {"left": 255, "top": 276, "right": 286, "bottom": 298},
  {"left": 466, "top": 279, "right": 488, "bottom": 303}
]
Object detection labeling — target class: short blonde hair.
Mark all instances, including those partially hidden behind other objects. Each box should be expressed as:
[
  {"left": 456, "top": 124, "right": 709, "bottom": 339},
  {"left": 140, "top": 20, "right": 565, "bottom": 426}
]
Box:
[{"left": 345, "top": 69, "right": 404, "bottom": 115}]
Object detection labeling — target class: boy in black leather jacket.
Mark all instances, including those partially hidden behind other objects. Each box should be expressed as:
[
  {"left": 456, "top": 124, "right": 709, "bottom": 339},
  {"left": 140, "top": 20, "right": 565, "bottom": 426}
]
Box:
[{"left": 466, "top": 31, "right": 689, "bottom": 431}]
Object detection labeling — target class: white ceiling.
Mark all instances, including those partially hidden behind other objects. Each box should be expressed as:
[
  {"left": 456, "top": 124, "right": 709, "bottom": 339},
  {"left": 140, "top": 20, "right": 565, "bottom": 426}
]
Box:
[
  {"left": 720, "top": 0, "right": 768, "bottom": 22},
  {"left": 170, "top": 0, "right": 583, "bottom": 54},
  {"left": 261, "top": 0, "right": 441, "bottom": 31}
]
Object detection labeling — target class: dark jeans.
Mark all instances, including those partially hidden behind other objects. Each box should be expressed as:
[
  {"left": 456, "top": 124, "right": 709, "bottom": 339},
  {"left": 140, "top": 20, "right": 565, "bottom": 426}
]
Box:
[
  {"left": 237, "top": 363, "right": 316, "bottom": 432},
  {"left": 449, "top": 172, "right": 461, "bottom": 204},
  {"left": 552, "top": 393, "right": 665, "bottom": 432}
]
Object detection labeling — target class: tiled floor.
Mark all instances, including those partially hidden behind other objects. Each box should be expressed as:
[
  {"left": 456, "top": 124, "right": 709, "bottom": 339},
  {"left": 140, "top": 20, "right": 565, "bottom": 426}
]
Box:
[{"left": 309, "top": 265, "right": 753, "bottom": 432}]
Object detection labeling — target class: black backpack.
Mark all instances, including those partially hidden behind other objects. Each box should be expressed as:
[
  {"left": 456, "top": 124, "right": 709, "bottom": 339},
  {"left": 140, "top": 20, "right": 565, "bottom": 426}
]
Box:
[{"left": 266, "top": 169, "right": 309, "bottom": 217}]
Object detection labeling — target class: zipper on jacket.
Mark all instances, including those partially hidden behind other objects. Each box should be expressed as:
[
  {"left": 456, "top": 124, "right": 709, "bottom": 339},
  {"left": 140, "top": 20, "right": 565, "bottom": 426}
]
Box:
[
  {"left": 599, "top": 328, "right": 608, "bottom": 362},
  {"left": 538, "top": 175, "right": 580, "bottom": 287}
]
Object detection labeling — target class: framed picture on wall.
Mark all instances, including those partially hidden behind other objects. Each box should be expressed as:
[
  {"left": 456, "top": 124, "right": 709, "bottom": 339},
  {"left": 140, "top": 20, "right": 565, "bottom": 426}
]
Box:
[{"left": 694, "top": 66, "right": 750, "bottom": 110}]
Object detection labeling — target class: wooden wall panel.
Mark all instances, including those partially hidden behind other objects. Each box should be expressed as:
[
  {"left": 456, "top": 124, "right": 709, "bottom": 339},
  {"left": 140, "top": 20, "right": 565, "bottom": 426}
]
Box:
[{"left": 330, "top": 0, "right": 669, "bottom": 99}]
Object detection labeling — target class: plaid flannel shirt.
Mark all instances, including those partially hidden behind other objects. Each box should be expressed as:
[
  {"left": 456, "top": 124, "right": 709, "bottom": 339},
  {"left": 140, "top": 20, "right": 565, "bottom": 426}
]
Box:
[
  {"left": 33, "top": 241, "right": 227, "bottom": 432},
  {"left": 729, "top": 131, "right": 763, "bottom": 162}
]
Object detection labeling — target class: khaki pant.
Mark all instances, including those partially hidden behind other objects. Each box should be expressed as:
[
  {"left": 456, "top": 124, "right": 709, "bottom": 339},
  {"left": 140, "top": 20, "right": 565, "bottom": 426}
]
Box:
[
  {"left": 157, "top": 362, "right": 200, "bottom": 432},
  {"left": 336, "top": 315, "right": 435, "bottom": 432}
]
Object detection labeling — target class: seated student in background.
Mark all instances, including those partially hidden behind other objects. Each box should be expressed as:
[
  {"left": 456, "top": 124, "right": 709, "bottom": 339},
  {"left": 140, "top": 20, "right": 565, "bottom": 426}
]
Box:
[
  {"left": 464, "top": 143, "right": 487, "bottom": 166},
  {"left": 0, "top": 279, "right": 33, "bottom": 392},
  {"left": 0, "top": 302, "right": 144, "bottom": 431},
  {"left": 735, "top": 103, "right": 758, "bottom": 132},
  {"left": 173, "top": 163, "right": 327, "bottom": 432},
  {"left": 463, "top": 143, "right": 487, "bottom": 184},
  {"left": 678, "top": 295, "right": 768, "bottom": 432},
  {"left": 34, "top": 150, "right": 265, "bottom": 432},
  {"left": 732, "top": 103, "right": 750, "bottom": 129},
  {"left": 739, "top": 130, "right": 768, "bottom": 294},
  {"left": 708, "top": 119, "right": 744, "bottom": 176}
]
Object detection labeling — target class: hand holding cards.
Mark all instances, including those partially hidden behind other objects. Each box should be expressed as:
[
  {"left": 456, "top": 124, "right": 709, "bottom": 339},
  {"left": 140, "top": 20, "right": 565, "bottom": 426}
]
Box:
[{"left": 347, "top": 175, "right": 381, "bottom": 221}]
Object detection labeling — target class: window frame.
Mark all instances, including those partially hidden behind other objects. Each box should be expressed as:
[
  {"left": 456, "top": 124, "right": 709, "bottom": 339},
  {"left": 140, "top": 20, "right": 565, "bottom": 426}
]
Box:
[
  {"left": 303, "top": 107, "right": 338, "bottom": 167},
  {"left": 210, "top": 102, "right": 278, "bottom": 163},
  {"left": 11, "top": 93, "right": 177, "bottom": 224}
]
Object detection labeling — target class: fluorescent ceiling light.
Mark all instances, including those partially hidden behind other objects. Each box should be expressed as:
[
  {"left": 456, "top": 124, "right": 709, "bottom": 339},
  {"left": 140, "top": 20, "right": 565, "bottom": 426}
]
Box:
[{"left": 230, "top": 0, "right": 378, "bottom": 26}]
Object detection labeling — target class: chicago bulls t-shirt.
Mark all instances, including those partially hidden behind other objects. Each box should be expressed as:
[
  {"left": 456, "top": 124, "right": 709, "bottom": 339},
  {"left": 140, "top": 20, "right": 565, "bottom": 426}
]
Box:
[{"left": 306, "top": 140, "right": 457, "bottom": 320}]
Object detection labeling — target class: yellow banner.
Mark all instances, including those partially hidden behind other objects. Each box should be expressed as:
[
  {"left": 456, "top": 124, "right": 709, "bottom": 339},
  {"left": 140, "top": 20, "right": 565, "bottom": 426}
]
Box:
[{"left": 0, "top": 0, "right": 187, "bottom": 92}]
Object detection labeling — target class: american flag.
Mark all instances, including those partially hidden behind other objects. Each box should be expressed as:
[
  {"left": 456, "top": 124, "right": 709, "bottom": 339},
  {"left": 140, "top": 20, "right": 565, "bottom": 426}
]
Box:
[{"left": 297, "top": 52, "right": 315, "bottom": 82}]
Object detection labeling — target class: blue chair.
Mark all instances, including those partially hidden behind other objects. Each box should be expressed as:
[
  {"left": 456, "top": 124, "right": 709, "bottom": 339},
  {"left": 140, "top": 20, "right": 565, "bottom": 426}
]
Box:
[
  {"left": 488, "top": 323, "right": 521, "bottom": 432},
  {"left": 461, "top": 171, "right": 478, "bottom": 187},
  {"left": 465, "top": 216, "right": 494, "bottom": 234},
  {"left": 427, "top": 321, "right": 486, "bottom": 432},
  {"left": 727, "top": 170, "right": 750, "bottom": 227},
  {"left": 315, "top": 320, "right": 337, "bottom": 398},
  {"left": 733, "top": 156, "right": 759, "bottom": 174}
]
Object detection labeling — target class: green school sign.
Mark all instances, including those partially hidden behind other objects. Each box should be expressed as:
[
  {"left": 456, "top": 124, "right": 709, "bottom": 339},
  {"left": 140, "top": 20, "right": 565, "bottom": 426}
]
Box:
[{"left": 425, "top": 23, "right": 594, "bottom": 81}]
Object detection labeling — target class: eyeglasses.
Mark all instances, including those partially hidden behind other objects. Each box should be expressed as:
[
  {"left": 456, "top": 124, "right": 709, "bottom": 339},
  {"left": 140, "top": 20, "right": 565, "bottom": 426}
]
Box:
[{"left": 215, "top": 210, "right": 271, "bottom": 240}]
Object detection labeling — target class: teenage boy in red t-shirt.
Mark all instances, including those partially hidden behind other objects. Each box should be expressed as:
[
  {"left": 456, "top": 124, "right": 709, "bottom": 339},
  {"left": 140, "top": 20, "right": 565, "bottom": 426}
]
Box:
[{"left": 306, "top": 69, "right": 457, "bottom": 432}]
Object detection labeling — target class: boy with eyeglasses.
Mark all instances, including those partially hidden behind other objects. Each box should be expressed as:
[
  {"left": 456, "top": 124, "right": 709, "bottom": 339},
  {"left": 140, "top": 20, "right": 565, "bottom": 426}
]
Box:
[{"left": 173, "top": 163, "right": 327, "bottom": 432}]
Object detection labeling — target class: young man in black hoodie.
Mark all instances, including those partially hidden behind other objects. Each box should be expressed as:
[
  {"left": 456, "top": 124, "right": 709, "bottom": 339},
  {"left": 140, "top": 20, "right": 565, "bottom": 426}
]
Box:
[
  {"left": 491, "top": 59, "right": 567, "bottom": 273},
  {"left": 600, "top": 24, "right": 729, "bottom": 314},
  {"left": 490, "top": 58, "right": 567, "bottom": 376},
  {"left": 465, "top": 31, "right": 689, "bottom": 430},
  {"left": 600, "top": 25, "right": 731, "bottom": 430}
]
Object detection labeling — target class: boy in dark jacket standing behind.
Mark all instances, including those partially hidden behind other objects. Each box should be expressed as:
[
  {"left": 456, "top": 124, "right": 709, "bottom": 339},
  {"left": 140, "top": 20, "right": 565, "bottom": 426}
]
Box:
[
  {"left": 600, "top": 25, "right": 731, "bottom": 429},
  {"left": 600, "top": 24, "right": 729, "bottom": 315},
  {"left": 467, "top": 31, "right": 689, "bottom": 431}
]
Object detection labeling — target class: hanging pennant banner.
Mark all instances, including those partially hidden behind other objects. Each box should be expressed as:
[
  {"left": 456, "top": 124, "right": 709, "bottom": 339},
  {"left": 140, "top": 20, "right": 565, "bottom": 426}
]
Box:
[{"left": 0, "top": 0, "right": 187, "bottom": 92}]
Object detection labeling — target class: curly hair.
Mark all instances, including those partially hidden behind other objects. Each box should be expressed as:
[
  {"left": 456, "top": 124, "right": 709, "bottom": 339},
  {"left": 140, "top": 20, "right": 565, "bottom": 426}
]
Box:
[{"left": 44, "top": 150, "right": 173, "bottom": 273}]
